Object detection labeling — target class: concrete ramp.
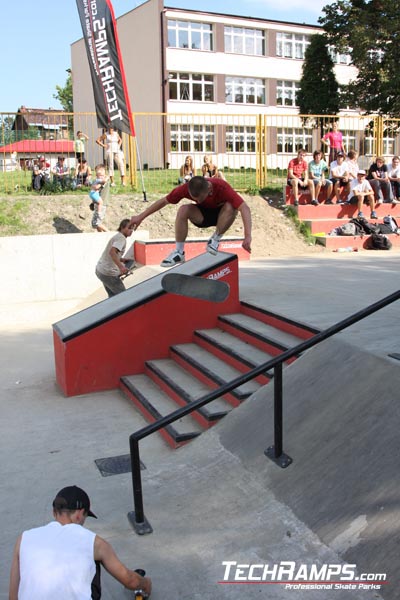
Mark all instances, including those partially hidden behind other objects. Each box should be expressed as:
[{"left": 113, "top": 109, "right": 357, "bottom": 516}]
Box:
[{"left": 215, "top": 337, "right": 400, "bottom": 598}]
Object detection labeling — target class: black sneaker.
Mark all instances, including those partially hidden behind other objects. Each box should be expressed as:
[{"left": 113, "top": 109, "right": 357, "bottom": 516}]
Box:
[{"left": 160, "top": 250, "right": 185, "bottom": 267}]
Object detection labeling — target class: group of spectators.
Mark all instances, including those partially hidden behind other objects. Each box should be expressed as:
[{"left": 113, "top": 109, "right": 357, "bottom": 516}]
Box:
[
  {"left": 178, "top": 154, "right": 225, "bottom": 183},
  {"left": 287, "top": 143, "right": 400, "bottom": 219},
  {"left": 31, "top": 127, "right": 126, "bottom": 192}
]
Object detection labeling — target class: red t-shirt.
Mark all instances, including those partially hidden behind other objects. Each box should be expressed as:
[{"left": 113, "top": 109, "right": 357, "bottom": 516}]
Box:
[
  {"left": 288, "top": 158, "right": 308, "bottom": 178},
  {"left": 166, "top": 179, "right": 244, "bottom": 210}
]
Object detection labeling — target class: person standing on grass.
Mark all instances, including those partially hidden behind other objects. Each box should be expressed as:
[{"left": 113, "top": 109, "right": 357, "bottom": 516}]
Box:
[{"left": 321, "top": 122, "right": 346, "bottom": 164}]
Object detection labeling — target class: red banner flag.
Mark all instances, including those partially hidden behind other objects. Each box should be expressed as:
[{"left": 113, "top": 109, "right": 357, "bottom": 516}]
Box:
[{"left": 76, "top": 0, "right": 135, "bottom": 136}]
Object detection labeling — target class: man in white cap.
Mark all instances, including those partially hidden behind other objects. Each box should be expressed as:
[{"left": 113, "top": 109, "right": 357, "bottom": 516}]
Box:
[{"left": 9, "top": 485, "right": 152, "bottom": 599}]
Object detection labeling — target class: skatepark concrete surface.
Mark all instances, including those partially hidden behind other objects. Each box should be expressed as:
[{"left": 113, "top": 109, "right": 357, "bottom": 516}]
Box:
[{"left": 1, "top": 252, "right": 400, "bottom": 599}]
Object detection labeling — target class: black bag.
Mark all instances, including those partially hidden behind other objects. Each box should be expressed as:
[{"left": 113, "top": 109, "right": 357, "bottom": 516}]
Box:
[
  {"left": 350, "top": 217, "right": 380, "bottom": 234},
  {"left": 369, "top": 234, "right": 392, "bottom": 250}
]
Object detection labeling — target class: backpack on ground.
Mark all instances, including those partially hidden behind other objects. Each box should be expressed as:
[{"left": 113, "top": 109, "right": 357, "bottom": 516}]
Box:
[
  {"left": 369, "top": 234, "right": 393, "bottom": 250},
  {"left": 383, "top": 215, "right": 399, "bottom": 233},
  {"left": 338, "top": 222, "right": 358, "bottom": 236},
  {"left": 350, "top": 217, "right": 380, "bottom": 234}
]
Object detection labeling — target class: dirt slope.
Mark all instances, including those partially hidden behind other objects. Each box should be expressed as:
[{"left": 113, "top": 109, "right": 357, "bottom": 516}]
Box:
[{"left": 2, "top": 193, "right": 326, "bottom": 258}]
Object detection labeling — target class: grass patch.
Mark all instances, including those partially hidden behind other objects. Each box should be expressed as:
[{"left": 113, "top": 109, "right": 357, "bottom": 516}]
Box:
[
  {"left": 0, "top": 199, "right": 31, "bottom": 234},
  {"left": 284, "top": 206, "right": 316, "bottom": 245}
]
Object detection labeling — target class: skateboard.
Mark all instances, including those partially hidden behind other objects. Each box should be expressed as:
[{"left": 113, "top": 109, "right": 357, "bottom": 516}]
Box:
[
  {"left": 161, "top": 273, "right": 230, "bottom": 302},
  {"left": 120, "top": 260, "right": 136, "bottom": 280}
]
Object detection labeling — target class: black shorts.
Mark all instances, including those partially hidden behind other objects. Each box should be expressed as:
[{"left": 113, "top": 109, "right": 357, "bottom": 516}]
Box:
[{"left": 194, "top": 205, "right": 222, "bottom": 228}]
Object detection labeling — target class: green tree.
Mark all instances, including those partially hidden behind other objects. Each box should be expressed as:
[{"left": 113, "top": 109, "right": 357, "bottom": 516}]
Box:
[
  {"left": 0, "top": 116, "right": 15, "bottom": 145},
  {"left": 297, "top": 34, "right": 340, "bottom": 143},
  {"left": 53, "top": 72, "right": 73, "bottom": 112},
  {"left": 319, "top": 0, "right": 400, "bottom": 115}
]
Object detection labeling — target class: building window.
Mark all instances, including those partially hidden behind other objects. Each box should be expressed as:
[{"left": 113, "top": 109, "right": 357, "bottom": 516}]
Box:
[
  {"left": 167, "top": 20, "right": 213, "bottom": 51},
  {"left": 169, "top": 73, "right": 214, "bottom": 102},
  {"left": 362, "top": 134, "right": 394, "bottom": 156},
  {"left": 225, "top": 77, "right": 265, "bottom": 105},
  {"left": 276, "top": 80, "right": 300, "bottom": 107},
  {"left": 328, "top": 47, "right": 352, "bottom": 65},
  {"left": 276, "top": 33, "right": 310, "bottom": 59},
  {"left": 170, "top": 124, "right": 215, "bottom": 153},
  {"left": 226, "top": 126, "right": 256, "bottom": 152},
  {"left": 277, "top": 128, "right": 313, "bottom": 153},
  {"left": 224, "top": 26, "right": 265, "bottom": 56},
  {"left": 342, "top": 130, "right": 357, "bottom": 152}
]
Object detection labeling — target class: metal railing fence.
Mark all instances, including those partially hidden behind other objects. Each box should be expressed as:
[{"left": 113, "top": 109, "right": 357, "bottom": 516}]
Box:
[{"left": 1, "top": 111, "right": 399, "bottom": 194}]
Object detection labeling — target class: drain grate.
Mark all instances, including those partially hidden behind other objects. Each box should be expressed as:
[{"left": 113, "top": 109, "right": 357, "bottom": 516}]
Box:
[{"left": 94, "top": 454, "right": 146, "bottom": 477}]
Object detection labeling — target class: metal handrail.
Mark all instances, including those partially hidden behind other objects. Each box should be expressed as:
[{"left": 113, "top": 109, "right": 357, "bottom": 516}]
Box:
[{"left": 128, "top": 288, "right": 400, "bottom": 534}]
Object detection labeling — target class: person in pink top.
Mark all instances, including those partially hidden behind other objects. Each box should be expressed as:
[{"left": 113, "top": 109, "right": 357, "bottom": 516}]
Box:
[
  {"left": 321, "top": 122, "right": 346, "bottom": 164},
  {"left": 287, "top": 148, "right": 316, "bottom": 206}
]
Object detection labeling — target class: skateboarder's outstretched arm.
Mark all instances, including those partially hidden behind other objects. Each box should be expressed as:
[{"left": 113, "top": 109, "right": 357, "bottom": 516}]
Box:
[{"left": 130, "top": 197, "right": 169, "bottom": 230}]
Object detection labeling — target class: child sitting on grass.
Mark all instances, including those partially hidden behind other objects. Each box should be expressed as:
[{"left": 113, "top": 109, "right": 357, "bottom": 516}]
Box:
[{"left": 89, "top": 164, "right": 108, "bottom": 232}]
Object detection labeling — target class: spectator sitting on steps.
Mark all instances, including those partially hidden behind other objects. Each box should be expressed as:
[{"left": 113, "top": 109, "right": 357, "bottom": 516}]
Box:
[
  {"left": 287, "top": 148, "right": 316, "bottom": 206},
  {"left": 308, "top": 150, "right": 333, "bottom": 204},
  {"left": 328, "top": 152, "right": 350, "bottom": 204},
  {"left": 347, "top": 170, "right": 377, "bottom": 219},
  {"left": 367, "top": 156, "right": 392, "bottom": 204}
]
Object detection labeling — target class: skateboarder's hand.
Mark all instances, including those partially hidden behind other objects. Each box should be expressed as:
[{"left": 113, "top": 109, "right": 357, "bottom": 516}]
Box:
[
  {"left": 130, "top": 215, "right": 142, "bottom": 230},
  {"left": 242, "top": 236, "right": 251, "bottom": 253}
]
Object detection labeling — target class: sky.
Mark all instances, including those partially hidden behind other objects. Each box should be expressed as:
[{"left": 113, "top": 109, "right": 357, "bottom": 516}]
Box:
[{"left": 0, "top": 0, "right": 331, "bottom": 113}]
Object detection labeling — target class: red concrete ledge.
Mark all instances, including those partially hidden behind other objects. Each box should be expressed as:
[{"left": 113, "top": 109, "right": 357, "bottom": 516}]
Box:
[{"left": 134, "top": 237, "right": 249, "bottom": 265}]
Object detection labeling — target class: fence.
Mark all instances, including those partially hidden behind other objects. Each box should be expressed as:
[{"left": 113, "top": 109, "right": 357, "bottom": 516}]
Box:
[{"left": 1, "top": 110, "right": 399, "bottom": 194}]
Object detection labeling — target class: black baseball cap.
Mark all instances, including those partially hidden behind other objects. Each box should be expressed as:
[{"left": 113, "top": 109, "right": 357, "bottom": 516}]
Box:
[{"left": 53, "top": 485, "right": 97, "bottom": 518}]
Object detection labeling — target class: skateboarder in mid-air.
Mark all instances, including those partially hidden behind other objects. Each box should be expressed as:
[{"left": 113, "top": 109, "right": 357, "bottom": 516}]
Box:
[{"left": 129, "top": 176, "right": 252, "bottom": 267}]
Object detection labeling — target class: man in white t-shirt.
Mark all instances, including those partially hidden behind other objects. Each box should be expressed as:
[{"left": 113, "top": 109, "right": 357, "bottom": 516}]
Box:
[
  {"left": 9, "top": 485, "right": 152, "bottom": 600},
  {"left": 347, "top": 170, "right": 377, "bottom": 219},
  {"left": 329, "top": 152, "right": 350, "bottom": 204}
]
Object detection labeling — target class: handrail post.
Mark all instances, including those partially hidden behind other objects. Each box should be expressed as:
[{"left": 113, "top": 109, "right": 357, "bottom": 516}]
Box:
[
  {"left": 127, "top": 435, "right": 153, "bottom": 534},
  {"left": 264, "top": 363, "right": 292, "bottom": 468}
]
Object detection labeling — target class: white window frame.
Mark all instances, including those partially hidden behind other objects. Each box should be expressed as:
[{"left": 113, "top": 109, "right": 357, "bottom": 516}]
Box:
[
  {"left": 277, "top": 128, "right": 313, "bottom": 154},
  {"left": 226, "top": 126, "right": 256, "bottom": 153},
  {"left": 169, "top": 73, "right": 214, "bottom": 102},
  {"left": 170, "top": 124, "right": 215, "bottom": 153},
  {"left": 276, "top": 80, "right": 300, "bottom": 107},
  {"left": 167, "top": 20, "right": 213, "bottom": 51},
  {"left": 224, "top": 26, "right": 265, "bottom": 56},
  {"left": 225, "top": 77, "right": 266, "bottom": 105},
  {"left": 276, "top": 32, "right": 310, "bottom": 60}
]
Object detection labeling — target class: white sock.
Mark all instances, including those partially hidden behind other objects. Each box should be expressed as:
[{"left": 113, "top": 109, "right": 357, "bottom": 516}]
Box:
[
  {"left": 176, "top": 242, "right": 184, "bottom": 253},
  {"left": 211, "top": 231, "right": 221, "bottom": 241}
]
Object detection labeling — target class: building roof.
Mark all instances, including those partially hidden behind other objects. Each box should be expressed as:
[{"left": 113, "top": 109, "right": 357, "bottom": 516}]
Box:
[
  {"left": 0, "top": 139, "right": 74, "bottom": 155},
  {"left": 12, "top": 106, "right": 69, "bottom": 131}
]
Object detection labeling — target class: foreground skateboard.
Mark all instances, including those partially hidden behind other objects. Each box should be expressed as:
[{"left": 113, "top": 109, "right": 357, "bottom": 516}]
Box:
[{"left": 161, "top": 273, "right": 229, "bottom": 302}]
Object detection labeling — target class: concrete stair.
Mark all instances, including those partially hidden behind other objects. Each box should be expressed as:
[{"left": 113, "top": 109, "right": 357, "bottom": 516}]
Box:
[{"left": 119, "top": 303, "right": 319, "bottom": 448}]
